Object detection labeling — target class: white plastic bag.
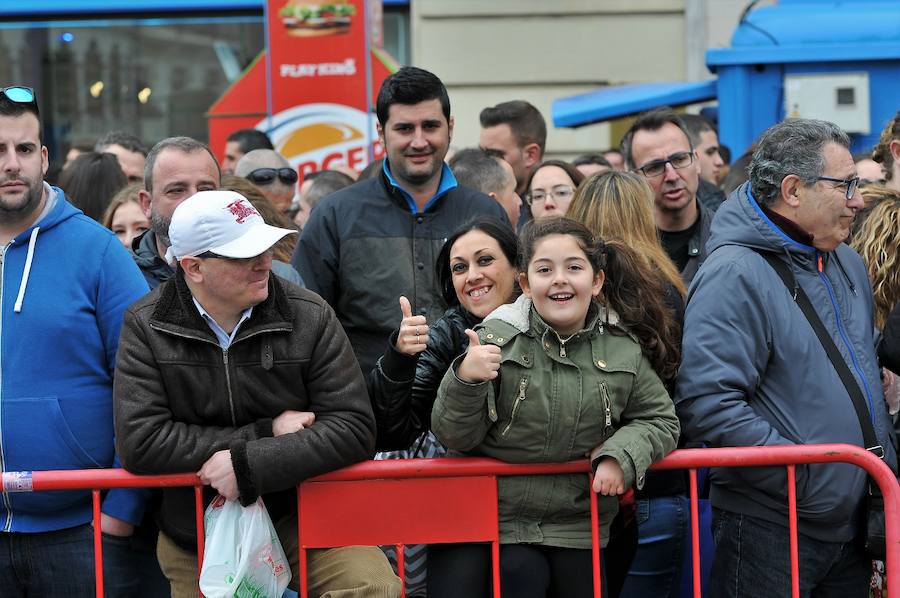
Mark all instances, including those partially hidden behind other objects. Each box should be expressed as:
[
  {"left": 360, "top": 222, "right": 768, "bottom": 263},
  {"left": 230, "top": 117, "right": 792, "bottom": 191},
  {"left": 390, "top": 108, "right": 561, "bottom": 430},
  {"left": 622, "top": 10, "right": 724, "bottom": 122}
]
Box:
[{"left": 199, "top": 495, "right": 292, "bottom": 598}]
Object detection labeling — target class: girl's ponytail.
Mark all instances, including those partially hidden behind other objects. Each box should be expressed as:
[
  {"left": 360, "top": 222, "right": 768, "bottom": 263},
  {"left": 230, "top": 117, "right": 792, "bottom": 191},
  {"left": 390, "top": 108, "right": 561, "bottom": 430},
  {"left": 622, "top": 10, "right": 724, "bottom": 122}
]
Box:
[{"left": 598, "top": 239, "right": 680, "bottom": 381}]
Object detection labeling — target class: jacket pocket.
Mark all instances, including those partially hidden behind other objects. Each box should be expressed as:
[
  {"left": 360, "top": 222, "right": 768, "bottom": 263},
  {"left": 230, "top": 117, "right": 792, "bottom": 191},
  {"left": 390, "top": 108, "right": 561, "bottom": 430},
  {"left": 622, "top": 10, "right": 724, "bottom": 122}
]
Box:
[
  {"left": 501, "top": 376, "right": 529, "bottom": 438},
  {"left": 4, "top": 396, "right": 107, "bottom": 471}
]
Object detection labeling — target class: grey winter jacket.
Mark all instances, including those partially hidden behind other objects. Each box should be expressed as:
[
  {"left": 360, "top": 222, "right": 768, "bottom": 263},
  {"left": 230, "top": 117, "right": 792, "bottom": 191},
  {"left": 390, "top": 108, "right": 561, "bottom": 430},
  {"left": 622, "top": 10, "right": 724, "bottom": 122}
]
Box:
[{"left": 675, "top": 183, "right": 898, "bottom": 542}]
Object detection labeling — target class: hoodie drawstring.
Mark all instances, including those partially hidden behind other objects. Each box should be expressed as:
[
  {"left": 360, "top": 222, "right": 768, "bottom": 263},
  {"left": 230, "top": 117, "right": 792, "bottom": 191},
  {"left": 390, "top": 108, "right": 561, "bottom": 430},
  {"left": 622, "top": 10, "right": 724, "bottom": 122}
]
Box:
[{"left": 13, "top": 227, "right": 39, "bottom": 313}]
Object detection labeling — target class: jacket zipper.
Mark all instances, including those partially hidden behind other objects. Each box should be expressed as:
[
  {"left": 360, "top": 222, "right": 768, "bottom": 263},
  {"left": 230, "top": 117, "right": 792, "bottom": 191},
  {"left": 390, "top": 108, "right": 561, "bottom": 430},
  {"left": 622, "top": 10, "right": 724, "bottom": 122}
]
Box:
[
  {"left": 148, "top": 324, "right": 292, "bottom": 428},
  {"left": 222, "top": 349, "right": 237, "bottom": 425},
  {"left": 817, "top": 254, "right": 876, "bottom": 422},
  {"left": 600, "top": 381, "right": 612, "bottom": 427},
  {"left": 501, "top": 376, "right": 529, "bottom": 437},
  {"left": 0, "top": 243, "right": 12, "bottom": 531}
]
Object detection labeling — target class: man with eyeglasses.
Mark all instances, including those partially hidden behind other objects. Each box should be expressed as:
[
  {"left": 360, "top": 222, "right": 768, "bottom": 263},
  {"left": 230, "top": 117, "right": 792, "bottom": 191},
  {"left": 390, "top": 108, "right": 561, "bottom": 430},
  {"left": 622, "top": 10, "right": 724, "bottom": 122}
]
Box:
[
  {"left": 0, "top": 85, "right": 150, "bottom": 595},
  {"left": 235, "top": 148, "right": 298, "bottom": 215},
  {"left": 676, "top": 119, "right": 896, "bottom": 598},
  {"left": 622, "top": 107, "right": 713, "bottom": 285},
  {"left": 115, "top": 190, "right": 401, "bottom": 597}
]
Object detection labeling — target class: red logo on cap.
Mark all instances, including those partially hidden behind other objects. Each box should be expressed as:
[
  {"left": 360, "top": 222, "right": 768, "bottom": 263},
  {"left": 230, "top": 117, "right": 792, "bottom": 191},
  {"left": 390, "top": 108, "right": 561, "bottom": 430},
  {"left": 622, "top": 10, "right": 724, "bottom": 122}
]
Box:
[{"left": 226, "top": 199, "right": 258, "bottom": 224}]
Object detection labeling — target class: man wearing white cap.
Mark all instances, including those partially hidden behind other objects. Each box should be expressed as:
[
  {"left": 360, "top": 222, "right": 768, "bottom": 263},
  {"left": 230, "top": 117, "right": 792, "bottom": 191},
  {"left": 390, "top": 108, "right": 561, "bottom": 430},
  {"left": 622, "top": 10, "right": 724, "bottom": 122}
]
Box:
[{"left": 114, "top": 190, "right": 401, "bottom": 597}]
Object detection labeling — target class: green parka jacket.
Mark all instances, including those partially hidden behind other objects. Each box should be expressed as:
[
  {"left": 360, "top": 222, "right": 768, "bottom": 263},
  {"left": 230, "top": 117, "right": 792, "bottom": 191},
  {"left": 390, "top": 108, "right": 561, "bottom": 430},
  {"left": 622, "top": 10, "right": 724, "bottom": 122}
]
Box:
[{"left": 433, "top": 296, "right": 680, "bottom": 549}]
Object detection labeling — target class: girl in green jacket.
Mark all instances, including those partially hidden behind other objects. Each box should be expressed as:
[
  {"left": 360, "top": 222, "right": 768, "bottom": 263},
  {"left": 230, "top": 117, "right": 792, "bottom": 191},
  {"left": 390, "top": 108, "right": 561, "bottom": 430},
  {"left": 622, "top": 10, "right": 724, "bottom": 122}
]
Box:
[{"left": 433, "top": 216, "right": 681, "bottom": 598}]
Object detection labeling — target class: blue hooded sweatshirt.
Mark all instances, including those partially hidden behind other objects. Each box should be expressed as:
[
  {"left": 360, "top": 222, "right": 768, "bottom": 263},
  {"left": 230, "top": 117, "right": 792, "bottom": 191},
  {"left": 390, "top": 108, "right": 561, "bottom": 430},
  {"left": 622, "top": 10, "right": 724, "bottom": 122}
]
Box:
[
  {"left": 1, "top": 185, "right": 149, "bottom": 532},
  {"left": 675, "top": 183, "right": 898, "bottom": 543}
]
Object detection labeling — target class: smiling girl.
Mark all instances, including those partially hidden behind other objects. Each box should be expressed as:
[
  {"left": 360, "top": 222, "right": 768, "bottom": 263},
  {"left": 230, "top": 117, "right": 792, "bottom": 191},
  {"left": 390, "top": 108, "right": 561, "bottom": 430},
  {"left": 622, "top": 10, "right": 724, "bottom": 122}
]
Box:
[{"left": 432, "top": 217, "right": 680, "bottom": 598}]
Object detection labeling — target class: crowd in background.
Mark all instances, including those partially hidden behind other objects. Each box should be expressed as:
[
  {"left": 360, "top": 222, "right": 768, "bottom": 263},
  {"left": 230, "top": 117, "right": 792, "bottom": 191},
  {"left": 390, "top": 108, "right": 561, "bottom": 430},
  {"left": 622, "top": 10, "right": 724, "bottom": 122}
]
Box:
[{"left": 3, "top": 67, "right": 900, "bottom": 598}]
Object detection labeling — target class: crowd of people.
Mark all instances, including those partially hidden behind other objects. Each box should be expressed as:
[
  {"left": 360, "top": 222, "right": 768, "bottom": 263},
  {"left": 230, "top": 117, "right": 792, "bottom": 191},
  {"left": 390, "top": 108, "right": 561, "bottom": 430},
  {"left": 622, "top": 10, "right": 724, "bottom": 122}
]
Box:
[{"left": 0, "top": 63, "right": 899, "bottom": 598}]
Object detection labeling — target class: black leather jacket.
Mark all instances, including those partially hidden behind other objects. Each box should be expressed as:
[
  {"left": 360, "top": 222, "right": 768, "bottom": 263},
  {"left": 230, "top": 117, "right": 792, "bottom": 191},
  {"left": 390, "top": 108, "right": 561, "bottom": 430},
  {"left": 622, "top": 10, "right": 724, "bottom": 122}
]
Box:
[{"left": 368, "top": 304, "right": 479, "bottom": 451}]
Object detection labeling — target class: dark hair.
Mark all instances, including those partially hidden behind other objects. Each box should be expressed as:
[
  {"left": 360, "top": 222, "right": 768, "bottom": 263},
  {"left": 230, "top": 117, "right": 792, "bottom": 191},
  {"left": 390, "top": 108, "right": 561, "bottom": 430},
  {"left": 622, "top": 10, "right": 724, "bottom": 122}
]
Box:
[
  {"left": 436, "top": 218, "right": 519, "bottom": 307},
  {"left": 749, "top": 119, "right": 850, "bottom": 207},
  {"left": 95, "top": 131, "right": 147, "bottom": 156},
  {"left": 376, "top": 67, "right": 450, "bottom": 125},
  {"left": 305, "top": 170, "right": 355, "bottom": 210},
  {"left": 524, "top": 160, "right": 585, "bottom": 195},
  {"left": 449, "top": 148, "right": 510, "bottom": 195},
  {"left": 572, "top": 153, "right": 613, "bottom": 168},
  {"left": 479, "top": 100, "right": 546, "bottom": 155},
  {"left": 144, "top": 136, "right": 220, "bottom": 194},
  {"left": 0, "top": 91, "right": 42, "bottom": 142},
  {"left": 358, "top": 158, "right": 384, "bottom": 180},
  {"left": 518, "top": 216, "right": 680, "bottom": 380},
  {"left": 718, "top": 143, "right": 732, "bottom": 165},
  {"left": 680, "top": 114, "right": 717, "bottom": 149},
  {"left": 621, "top": 107, "right": 693, "bottom": 169},
  {"left": 58, "top": 152, "right": 128, "bottom": 222},
  {"left": 226, "top": 128, "right": 274, "bottom": 153}
]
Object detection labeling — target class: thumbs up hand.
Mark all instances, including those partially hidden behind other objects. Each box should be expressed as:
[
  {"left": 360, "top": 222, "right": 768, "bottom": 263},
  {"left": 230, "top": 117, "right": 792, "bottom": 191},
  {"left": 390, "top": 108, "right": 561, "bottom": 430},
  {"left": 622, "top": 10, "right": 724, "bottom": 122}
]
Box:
[
  {"left": 457, "top": 329, "right": 502, "bottom": 383},
  {"left": 394, "top": 296, "right": 429, "bottom": 357}
]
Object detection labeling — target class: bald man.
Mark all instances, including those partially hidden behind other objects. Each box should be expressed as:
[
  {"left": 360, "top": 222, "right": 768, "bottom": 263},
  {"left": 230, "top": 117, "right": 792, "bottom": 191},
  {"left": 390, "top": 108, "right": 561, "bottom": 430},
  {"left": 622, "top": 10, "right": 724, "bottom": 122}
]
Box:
[{"left": 235, "top": 149, "right": 298, "bottom": 214}]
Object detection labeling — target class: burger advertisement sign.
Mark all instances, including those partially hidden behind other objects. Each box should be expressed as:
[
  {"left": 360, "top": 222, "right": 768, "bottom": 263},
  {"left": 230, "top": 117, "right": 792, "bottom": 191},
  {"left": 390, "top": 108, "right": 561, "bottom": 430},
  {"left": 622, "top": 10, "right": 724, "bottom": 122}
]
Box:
[
  {"left": 207, "top": 0, "right": 396, "bottom": 179},
  {"left": 279, "top": 2, "right": 356, "bottom": 37}
]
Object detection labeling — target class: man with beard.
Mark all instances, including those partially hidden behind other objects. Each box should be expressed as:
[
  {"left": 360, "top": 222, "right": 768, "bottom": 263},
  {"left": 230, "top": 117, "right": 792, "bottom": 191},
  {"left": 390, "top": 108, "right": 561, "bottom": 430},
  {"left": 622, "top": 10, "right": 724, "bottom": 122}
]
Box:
[
  {"left": 133, "top": 137, "right": 219, "bottom": 288},
  {"left": 293, "top": 67, "right": 508, "bottom": 374},
  {"left": 0, "top": 86, "right": 149, "bottom": 595},
  {"left": 623, "top": 107, "right": 713, "bottom": 284}
]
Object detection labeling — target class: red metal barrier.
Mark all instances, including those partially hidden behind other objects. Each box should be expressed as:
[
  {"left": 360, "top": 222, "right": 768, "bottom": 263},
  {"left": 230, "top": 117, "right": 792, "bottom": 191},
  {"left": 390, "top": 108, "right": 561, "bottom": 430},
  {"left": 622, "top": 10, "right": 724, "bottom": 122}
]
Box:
[{"left": 4, "top": 443, "right": 898, "bottom": 598}]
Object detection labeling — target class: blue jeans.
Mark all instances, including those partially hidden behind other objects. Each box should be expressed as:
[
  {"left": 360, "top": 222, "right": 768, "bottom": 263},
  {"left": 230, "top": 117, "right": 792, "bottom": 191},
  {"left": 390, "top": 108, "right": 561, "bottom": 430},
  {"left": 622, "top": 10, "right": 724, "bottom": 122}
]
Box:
[
  {"left": 0, "top": 524, "right": 162, "bottom": 597},
  {"left": 709, "top": 508, "right": 870, "bottom": 598},
  {"left": 620, "top": 495, "right": 688, "bottom": 598}
]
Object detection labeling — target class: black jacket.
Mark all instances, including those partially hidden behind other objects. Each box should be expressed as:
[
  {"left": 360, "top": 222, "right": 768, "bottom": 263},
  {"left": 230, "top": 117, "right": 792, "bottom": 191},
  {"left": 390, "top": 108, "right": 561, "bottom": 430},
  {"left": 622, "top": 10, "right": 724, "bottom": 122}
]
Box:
[
  {"left": 368, "top": 304, "right": 479, "bottom": 451},
  {"left": 679, "top": 200, "right": 715, "bottom": 285},
  {"left": 114, "top": 272, "right": 373, "bottom": 549},
  {"left": 292, "top": 169, "right": 509, "bottom": 374}
]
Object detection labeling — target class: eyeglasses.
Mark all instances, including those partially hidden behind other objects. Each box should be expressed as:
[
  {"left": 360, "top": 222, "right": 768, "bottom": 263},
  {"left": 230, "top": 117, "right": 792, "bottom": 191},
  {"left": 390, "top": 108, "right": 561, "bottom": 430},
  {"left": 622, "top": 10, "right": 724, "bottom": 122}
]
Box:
[
  {"left": 634, "top": 151, "right": 694, "bottom": 178},
  {"left": 816, "top": 176, "right": 860, "bottom": 201},
  {"left": 527, "top": 185, "right": 575, "bottom": 206},
  {"left": 0, "top": 86, "right": 36, "bottom": 105},
  {"left": 246, "top": 168, "right": 298, "bottom": 186}
]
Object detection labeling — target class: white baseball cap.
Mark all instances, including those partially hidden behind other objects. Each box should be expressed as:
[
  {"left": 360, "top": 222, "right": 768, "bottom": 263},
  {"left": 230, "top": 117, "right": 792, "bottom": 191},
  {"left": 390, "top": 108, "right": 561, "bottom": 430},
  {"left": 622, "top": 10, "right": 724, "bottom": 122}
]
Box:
[{"left": 165, "top": 190, "right": 296, "bottom": 264}]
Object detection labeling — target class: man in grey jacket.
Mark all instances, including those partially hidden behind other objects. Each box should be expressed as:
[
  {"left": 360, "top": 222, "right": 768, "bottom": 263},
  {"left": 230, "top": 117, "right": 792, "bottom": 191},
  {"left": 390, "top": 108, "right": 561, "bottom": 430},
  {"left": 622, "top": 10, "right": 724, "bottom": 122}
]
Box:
[{"left": 675, "top": 119, "right": 897, "bottom": 597}]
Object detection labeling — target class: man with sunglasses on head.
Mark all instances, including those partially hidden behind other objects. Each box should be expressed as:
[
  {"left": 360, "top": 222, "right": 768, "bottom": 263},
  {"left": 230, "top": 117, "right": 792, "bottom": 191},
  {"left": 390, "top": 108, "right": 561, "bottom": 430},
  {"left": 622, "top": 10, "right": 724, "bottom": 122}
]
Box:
[
  {"left": 675, "top": 119, "right": 897, "bottom": 598},
  {"left": 235, "top": 148, "right": 298, "bottom": 215},
  {"left": 623, "top": 107, "right": 714, "bottom": 284},
  {"left": 0, "top": 85, "right": 150, "bottom": 596}
]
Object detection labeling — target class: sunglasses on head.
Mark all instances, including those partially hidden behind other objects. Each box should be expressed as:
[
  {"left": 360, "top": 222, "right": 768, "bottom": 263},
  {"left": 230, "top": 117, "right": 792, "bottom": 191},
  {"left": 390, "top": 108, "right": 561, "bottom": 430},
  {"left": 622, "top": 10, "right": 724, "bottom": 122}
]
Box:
[
  {"left": 246, "top": 167, "right": 298, "bottom": 186},
  {"left": 0, "top": 86, "right": 36, "bottom": 105}
]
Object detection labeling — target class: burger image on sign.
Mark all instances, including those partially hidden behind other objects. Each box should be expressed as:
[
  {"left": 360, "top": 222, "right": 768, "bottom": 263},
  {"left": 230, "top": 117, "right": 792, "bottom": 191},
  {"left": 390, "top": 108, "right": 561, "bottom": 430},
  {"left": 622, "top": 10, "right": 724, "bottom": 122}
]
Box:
[{"left": 279, "top": 1, "right": 356, "bottom": 37}]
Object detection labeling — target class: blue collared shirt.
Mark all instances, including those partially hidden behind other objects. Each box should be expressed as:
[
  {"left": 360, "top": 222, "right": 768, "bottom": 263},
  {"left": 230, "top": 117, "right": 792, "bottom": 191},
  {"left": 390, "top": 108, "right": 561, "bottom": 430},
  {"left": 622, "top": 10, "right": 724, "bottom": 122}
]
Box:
[
  {"left": 192, "top": 297, "right": 253, "bottom": 349},
  {"left": 382, "top": 159, "right": 458, "bottom": 214}
]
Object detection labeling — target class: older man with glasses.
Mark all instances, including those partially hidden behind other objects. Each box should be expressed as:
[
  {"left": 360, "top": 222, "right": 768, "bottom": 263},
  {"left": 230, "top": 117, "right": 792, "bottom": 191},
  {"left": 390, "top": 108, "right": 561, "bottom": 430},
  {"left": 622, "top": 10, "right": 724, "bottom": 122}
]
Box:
[
  {"left": 622, "top": 107, "right": 714, "bottom": 285},
  {"left": 675, "top": 118, "right": 895, "bottom": 598},
  {"left": 235, "top": 149, "right": 298, "bottom": 215}
]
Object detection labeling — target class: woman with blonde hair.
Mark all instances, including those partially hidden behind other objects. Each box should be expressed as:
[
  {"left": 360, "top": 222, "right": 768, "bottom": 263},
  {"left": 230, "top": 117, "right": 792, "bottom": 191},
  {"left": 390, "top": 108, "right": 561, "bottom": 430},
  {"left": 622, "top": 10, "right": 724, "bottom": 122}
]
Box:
[
  {"left": 567, "top": 170, "right": 686, "bottom": 299},
  {"left": 567, "top": 169, "right": 689, "bottom": 598}
]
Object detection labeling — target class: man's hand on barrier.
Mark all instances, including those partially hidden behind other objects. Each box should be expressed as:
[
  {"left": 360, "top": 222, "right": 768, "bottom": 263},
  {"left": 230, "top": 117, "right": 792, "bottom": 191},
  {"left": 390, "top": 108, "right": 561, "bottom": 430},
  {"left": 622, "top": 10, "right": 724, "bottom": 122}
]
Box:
[
  {"left": 199, "top": 450, "right": 239, "bottom": 500},
  {"left": 273, "top": 410, "right": 316, "bottom": 436},
  {"left": 395, "top": 296, "right": 429, "bottom": 357},
  {"left": 96, "top": 513, "right": 135, "bottom": 537},
  {"left": 592, "top": 457, "right": 625, "bottom": 496}
]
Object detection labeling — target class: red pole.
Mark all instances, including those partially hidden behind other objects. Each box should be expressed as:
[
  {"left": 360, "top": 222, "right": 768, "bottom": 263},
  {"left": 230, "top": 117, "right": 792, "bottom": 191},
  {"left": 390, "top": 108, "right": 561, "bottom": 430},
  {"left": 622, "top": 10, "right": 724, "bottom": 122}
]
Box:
[
  {"left": 589, "top": 473, "right": 602, "bottom": 598},
  {"left": 395, "top": 544, "right": 406, "bottom": 598},
  {"left": 195, "top": 486, "right": 206, "bottom": 598},
  {"left": 786, "top": 466, "right": 799, "bottom": 598},
  {"left": 92, "top": 490, "right": 104, "bottom": 598},
  {"left": 688, "top": 469, "right": 701, "bottom": 598}
]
